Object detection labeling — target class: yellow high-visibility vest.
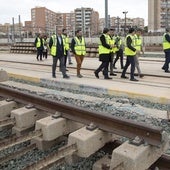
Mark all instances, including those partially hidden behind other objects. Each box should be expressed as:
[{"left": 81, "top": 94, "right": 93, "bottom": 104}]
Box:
[
  {"left": 50, "top": 35, "right": 57, "bottom": 56},
  {"left": 163, "top": 33, "right": 170, "bottom": 50},
  {"left": 74, "top": 37, "right": 86, "bottom": 55},
  {"left": 50, "top": 35, "right": 66, "bottom": 56},
  {"left": 134, "top": 34, "right": 142, "bottom": 51},
  {"left": 109, "top": 36, "right": 116, "bottom": 53},
  {"left": 125, "top": 34, "right": 136, "bottom": 56},
  {"left": 98, "top": 34, "right": 110, "bottom": 54},
  {"left": 62, "top": 34, "right": 70, "bottom": 50},
  {"left": 36, "top": 37, "right": 41, "bottom": 48}
]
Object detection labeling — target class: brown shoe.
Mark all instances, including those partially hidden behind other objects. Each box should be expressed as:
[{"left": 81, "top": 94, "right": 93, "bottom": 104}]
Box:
[{"left": 77, "top": 74, "right": 83, "bottom": 78}]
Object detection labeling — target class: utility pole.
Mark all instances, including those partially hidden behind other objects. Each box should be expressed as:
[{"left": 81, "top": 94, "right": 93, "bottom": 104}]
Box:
[
  {"left": 105, "top": 0, "right": 108, "bottom": 28},
  {"left": 117, "top": 16, "right": 120, "bottom": 33},
  {"left": 122, "top": 11, "right": 128, "bottom": 36},
  {"left": 12, "top": 17, "right": 15, "bottom": 43},
  {"left": 18, "top": 15, "right": 22, "bottom": 42}
]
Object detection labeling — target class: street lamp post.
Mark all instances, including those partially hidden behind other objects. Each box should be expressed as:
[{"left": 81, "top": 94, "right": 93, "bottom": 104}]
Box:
[
  {"left": 117, "top": 16, "right": 120, "bottom": 32},
  {"left": 105, "top": 0, "right": 108, "bottom": 28},
  {"left": 122, "top": 11, "right": 128, "bottom": 36}
]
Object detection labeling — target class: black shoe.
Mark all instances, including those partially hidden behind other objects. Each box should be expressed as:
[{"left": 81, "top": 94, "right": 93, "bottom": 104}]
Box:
[
  {"left": 130, "top": 78, "right": 139, "bottom": 81},
  {"left": 165, "top": 70, "right": 170, "bottom": 73},
  {"left": 162, "top": 67, "right": 165, "bottom": 70},
  {"left": 139, "top": 74, "right": 144, "bottom": 78},
  {"left": 63, "top": 75, "right": 70, "bottom": 79},
  {"left": 66, "top": 69, "right": 69, "bottom": 71},
  {"left": 121, "top": 75, "right": 128, "bottom": 79},
  {"left": 94, "top": 71, "right": 99, "bottom": 78},
  {"left": 69, "top": 62, "right": 73, "bottom": 65},
  {"left": 110, "top": 73, "right": 117, "bottom": 76},
  {"left": 104, "top": 77, "right": 112, "bottom": 79},
  {"left": 134, "top": 73, "right": 138, "bottom": 76},
  {"left": 52, "top": 75, "right": 56, "bottom": 78}
]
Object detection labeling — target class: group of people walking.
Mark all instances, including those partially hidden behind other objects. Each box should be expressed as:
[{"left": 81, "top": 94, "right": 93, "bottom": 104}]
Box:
[
  {"left": 35, "top": 28, "right": 86, "bottom": 79},
  {"left": 94, "top": 27, "right": 144, "bottom": 81},
  {"left": 34, "top": 33, "right": 48, "bottom": 61},
  {"left": 34, "top": 26, "right": 169, "bottom": 80}
]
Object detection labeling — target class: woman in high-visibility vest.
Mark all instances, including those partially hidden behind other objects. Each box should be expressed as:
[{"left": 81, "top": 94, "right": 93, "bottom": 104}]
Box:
[
  {"left": 121, "top": 28, "right": 139, "bottom": 81},
  {"left": 42, "top": 35, "right": 48, "bottom": 59},
  {"left": 34, "top": 33, "right": 43, "bottom": 61}
]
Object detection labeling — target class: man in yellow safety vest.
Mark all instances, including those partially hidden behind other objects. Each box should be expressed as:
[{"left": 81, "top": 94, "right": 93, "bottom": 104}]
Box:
[
  {"left": 49, "top": 28, "right": 70, "bottom": 79},
  {"left": 162, "top": 28, "right": 170, "bottom": 73},
  {"left": 121, "top": 28, "right": 139, "bottom": 81},
  {"left": 71, "top": 29, "right": 86, "bottom": 78}
]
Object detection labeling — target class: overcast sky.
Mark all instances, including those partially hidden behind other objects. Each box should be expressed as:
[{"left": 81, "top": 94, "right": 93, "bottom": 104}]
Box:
[{"left": 0, "top": 0, "right": 148, "bottom": 25}]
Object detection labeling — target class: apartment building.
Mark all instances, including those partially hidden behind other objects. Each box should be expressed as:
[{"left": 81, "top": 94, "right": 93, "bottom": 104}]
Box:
[
  {"left": 74, "top": 7, "right": 99, "bottom": 37},
  {"left": 30, "top": 7, "right": 99, "bottom": 37},
  {"left": 31, "top": 7, "right": 58, "bottom": 35},
  {"left": 148, "top": 0, "right": 170, "bottom": 32}
]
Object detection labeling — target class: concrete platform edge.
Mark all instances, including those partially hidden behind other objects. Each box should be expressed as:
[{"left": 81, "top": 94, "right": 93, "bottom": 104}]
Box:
[
  {"left": 8, "top": 73, "right": 170, "bottom": 105},
  {"left": 9, "top": 73, "right": 40, "bottom": 83}
]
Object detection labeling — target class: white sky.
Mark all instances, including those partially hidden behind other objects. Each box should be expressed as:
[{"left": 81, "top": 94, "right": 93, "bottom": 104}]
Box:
[{"left": 0, "top": 0, "right": 148, "bottom": 25}]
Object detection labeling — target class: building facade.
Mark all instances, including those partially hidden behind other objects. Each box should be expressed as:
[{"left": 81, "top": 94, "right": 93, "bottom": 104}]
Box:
[
  {"left": 74, "top": 7, "right": 99, "bottom": 37},
  {"left": 109, "top": 17, "right": 144, "bottom": 34},
  {"left": 31, "top": 7, "right": 58, "bottom": 35},
  {"left": 30, "top": 7, "right": 99, "bottom": 37},
  {"left": 148, "top": 0, "right": 170, "bottom": 32}
]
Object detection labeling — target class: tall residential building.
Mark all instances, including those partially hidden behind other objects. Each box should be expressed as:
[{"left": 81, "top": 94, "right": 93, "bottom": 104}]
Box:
[
  {"left": 74, "top": 7, "right": 99, "bottom": 36},
  {"left": 148, "top": 0, "right": 170, "bottom": 32},
  {"left": 31, "top": 6, "right": 97, "bottom": 37},
  {"left": 31, "top": 7, "right": 57, "bottom": 35}
]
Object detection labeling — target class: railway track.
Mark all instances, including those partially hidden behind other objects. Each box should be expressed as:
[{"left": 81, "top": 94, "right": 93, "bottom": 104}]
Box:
[{"left": 0, "top": 85, "right": 170, "bottom": 169}]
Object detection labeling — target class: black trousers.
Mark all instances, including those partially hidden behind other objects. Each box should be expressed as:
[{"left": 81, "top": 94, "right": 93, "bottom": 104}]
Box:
[
  {"left": 52, "top": 55, "right": 66, "bottom": 77},
  {"left": 36, "top": 48, "right": 43, "bottom": 60},
  {"left": 113, "top": 49, "right": 124, "bottom": 68},
  {"left": 121, "top": 55, "right": 135, "bottom": 80},
  {"left": 95, "top": 61, "right": 109, "bottom": 78},
  {"left": 162, "top": 51, "right": 170, "bottom": 71}
]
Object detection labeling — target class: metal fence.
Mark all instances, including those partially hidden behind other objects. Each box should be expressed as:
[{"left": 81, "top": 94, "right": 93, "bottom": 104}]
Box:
[{"left": 0, "top": 36, "right": 163, "bottom": 46}]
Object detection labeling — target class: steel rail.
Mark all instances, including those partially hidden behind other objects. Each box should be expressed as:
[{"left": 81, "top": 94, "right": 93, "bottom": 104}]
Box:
[{"left": 0, "top": 85, "right": 163, "bottom": 146}]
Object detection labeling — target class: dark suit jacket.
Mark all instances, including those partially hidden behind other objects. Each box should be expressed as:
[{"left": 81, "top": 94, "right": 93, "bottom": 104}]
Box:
[
  {"left": 99, "top": 34, "right": 111, "bottom": 62},
  {"left": 49, "top": 35, "right": 64, "bottom": 57}
]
